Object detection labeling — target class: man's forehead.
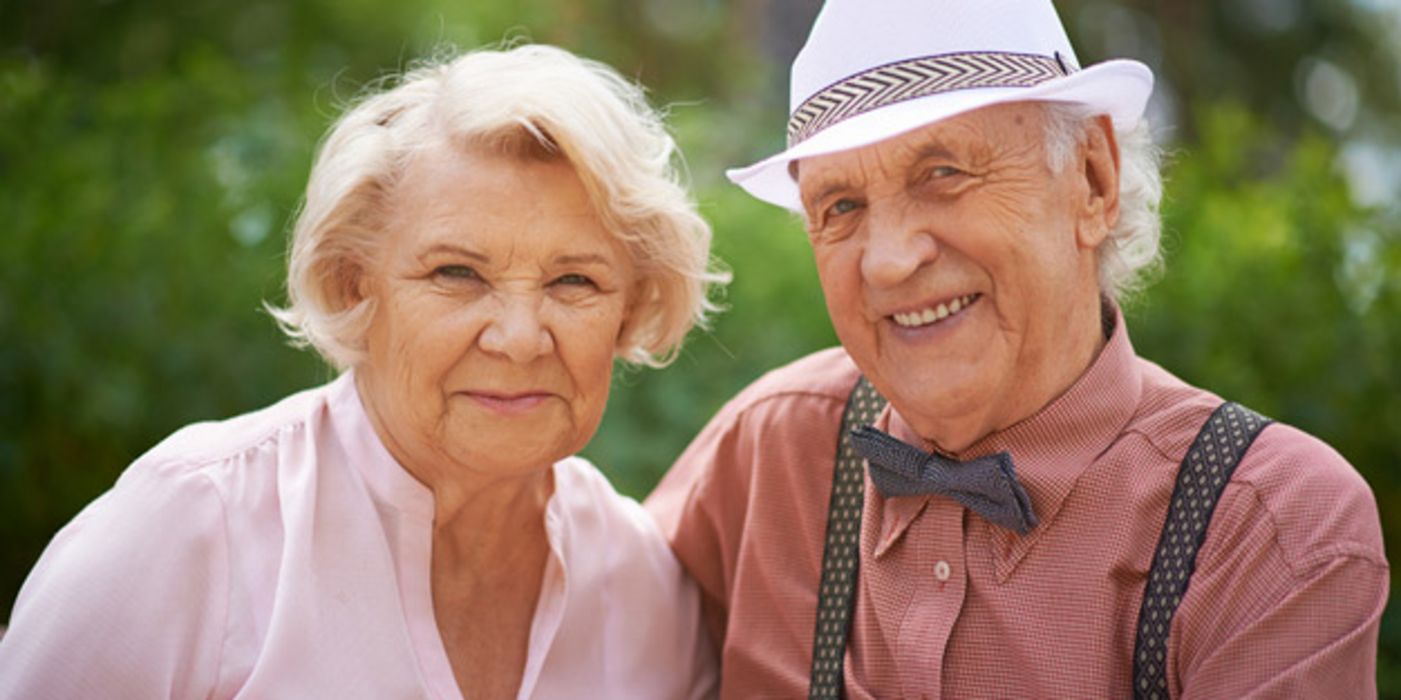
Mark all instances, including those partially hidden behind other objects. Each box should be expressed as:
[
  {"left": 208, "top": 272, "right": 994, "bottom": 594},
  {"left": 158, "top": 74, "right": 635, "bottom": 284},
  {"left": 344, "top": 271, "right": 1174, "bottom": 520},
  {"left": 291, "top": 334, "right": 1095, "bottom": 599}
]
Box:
[{"left": 795, "top": 102, "right": 1044, "bottom": 188}]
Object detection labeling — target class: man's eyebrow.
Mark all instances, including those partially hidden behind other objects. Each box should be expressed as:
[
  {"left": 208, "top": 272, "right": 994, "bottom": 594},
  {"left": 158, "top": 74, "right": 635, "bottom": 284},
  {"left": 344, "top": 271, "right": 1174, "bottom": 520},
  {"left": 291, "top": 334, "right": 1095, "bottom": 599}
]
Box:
[
  {"left": 798, "top": 140, "right": 968, "bottom": 208},
  {"left": 797, "top": 162, "right": 864, "bottom": 213},
  {"left": 802, "top": 180, "right": 853, "bottom": 211},
  {"left": 909, "top": 140, "right": 961, "bottom": 164}
]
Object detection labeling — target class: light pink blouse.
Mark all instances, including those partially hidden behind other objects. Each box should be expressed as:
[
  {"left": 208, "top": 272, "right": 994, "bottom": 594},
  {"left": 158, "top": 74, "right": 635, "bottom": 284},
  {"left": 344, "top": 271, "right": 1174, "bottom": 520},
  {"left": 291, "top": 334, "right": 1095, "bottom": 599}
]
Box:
[{"left": 0, "top": 372, "right": 716, "bottom": 699}]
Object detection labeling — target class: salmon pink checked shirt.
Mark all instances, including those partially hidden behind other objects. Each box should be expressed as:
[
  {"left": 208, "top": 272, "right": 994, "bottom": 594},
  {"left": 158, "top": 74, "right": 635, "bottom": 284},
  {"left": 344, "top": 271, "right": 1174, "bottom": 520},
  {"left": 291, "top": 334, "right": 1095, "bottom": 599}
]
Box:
[
  {"left": 0, "top": 372, "right": 716, "bottom": 699},
  {"left": 646, "top": 311, "right": 1387, "bottom": 698}
]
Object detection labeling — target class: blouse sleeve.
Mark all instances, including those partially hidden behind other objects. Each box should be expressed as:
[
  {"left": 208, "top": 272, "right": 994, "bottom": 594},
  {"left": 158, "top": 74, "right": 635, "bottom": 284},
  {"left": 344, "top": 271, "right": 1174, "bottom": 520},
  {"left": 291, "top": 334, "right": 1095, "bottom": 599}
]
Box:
[
  {"left": 614, "top": 507, "right": 720, "bottom": 700},
  {"left": 0, "top": 461, "right": 231, "bottom": 699}
]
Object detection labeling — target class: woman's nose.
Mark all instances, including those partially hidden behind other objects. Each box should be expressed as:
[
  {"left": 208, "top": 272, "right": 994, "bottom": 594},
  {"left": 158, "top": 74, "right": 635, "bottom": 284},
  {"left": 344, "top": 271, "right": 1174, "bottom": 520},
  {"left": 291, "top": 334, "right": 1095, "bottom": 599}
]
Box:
[{"left": 478, "top": 295, "right": 555, "bottom": 363}]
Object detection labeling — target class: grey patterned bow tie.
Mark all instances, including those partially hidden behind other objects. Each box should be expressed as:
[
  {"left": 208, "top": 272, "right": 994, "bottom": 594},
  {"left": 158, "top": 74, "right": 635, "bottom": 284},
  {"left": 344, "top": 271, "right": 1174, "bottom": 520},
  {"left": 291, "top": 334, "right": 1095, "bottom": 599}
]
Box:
[{"left": 850, "top": 426, "right": 1040, "bottom": 535}]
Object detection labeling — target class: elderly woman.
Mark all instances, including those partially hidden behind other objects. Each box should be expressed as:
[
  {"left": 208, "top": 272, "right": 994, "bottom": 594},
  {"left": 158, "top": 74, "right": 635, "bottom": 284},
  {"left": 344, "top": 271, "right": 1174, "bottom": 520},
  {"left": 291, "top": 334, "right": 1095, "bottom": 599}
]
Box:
[{"left": 0, "top": 44, "right": 722, "bottom": 698}]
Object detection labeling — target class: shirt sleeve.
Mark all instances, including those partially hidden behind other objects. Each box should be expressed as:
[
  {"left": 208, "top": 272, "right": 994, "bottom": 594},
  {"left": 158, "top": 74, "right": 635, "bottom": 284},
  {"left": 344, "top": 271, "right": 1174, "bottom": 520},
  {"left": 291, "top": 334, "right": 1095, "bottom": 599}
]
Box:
[
  {"left": 1172, "top": 426, "right": 1389, "bottom": 699},
  {"left": 644, "top": 397, "right": 756, "bottom": 652},
  {"left": 0, "top": 461, "right": 231, "bottom": 700}
]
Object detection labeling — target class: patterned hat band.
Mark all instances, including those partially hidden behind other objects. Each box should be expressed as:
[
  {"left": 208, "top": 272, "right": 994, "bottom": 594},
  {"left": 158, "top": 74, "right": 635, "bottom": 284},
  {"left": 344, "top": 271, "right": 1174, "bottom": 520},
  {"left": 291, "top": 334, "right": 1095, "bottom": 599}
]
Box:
[{"left": 787, "top": 50, "right": 1075, "bottom": 148}]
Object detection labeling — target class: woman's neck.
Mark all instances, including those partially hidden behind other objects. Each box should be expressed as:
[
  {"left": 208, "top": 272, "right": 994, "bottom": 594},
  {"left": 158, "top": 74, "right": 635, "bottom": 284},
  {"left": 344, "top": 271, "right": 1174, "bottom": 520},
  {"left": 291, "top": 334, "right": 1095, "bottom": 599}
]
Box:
[
  {"left": 352, "top": 370, "right": 556, "bottom": 558},
  {"left": 429, "top": 468, "right": 554, "bottom": 569},
  {"left": 427, "top": 468, "right": 554, "bottom": 700}
]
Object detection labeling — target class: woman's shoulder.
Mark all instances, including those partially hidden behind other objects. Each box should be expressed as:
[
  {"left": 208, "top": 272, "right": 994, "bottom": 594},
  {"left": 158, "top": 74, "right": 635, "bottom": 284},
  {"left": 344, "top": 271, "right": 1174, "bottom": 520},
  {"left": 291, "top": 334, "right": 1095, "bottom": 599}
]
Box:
[
  {"left": 130, "top": 377, "right": 339, "bottom": 478},
  {"left": 548, "top": 457, "right": 684, "bottom": 576},
  {"left": 0, "top": 374, "right": 372, "bottom": 696},
  {"left": 550, "top": 456, "right": 662, "bottom": 543},
  {"left": 23, "top": 377, "right": 345, "bottom": 597},
  {"left": 543, "top": 457, "right": 717, "bottom": 696},
  {"left": 7, "top": 380, "right": 349, "bottom": 607},
  {"left": 0, "top": 432, "right": 235, "bottom": 696}
]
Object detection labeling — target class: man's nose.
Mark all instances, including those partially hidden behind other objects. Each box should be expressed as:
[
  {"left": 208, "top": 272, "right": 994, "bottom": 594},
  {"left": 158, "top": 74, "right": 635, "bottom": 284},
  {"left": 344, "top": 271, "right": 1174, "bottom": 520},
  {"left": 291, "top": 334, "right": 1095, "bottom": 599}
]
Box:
[
  {"left": 860, "top": 198, "right": 940, "bottom": 288},
  {"left": 478, "top": 294, "right": 555, "bottom": 363}
]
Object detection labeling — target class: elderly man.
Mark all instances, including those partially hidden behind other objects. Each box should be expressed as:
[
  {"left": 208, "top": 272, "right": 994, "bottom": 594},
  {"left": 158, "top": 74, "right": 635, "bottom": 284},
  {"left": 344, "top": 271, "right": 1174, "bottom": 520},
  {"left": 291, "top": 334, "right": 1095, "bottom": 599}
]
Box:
[{"left": 646, "top": 0, "right": 1388, "bottom": 697}]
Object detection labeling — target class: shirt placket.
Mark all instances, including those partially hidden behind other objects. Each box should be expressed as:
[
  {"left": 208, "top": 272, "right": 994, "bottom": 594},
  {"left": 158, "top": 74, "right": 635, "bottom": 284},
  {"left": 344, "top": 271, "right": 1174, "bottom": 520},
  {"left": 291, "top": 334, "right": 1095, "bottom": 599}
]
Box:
[
  {"left": 859, "top": 489, "right": 967, "bottom": 699},
  {"left": 898, "top": 499, "right": 967, "bottom": 698}
]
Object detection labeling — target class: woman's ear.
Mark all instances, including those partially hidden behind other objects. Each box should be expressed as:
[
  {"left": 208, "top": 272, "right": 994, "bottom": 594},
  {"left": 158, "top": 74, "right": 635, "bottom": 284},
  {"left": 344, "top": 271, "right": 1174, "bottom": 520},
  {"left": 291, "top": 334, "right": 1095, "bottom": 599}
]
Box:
[
  {"left": 343, "top": 259, "right": 369, "bottom": 307},
  {"left": 1077, "top": 115, "right": 1121, "bottom": 250},
  {"left": 615, "top": 278, "right": 648, "bottom": 350}
]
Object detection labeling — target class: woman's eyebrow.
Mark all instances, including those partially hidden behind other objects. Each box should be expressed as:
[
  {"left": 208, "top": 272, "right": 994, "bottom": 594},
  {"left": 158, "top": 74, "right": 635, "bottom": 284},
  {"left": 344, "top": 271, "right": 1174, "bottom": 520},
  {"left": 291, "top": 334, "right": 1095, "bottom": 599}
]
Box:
[
  {"left": 553, "top": 253, "right": 612, "bottom": 266},
  {"left": 420, "top": 243, "right": 490, "bottom": 264}
]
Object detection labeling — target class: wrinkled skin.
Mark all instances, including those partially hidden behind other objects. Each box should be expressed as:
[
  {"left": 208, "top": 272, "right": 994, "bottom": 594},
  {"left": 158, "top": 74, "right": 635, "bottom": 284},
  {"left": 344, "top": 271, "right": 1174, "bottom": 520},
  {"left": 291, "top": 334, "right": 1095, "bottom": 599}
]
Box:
[{"left": 797, "top": 102, "right": 1121, "bottom": 453}]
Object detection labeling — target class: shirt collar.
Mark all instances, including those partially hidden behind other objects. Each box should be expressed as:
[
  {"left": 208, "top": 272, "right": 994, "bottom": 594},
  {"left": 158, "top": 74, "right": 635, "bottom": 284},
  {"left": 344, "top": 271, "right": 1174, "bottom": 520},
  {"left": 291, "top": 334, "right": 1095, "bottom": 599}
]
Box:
[
  {"left": 873, "top": 301, "right": 1143, "bottom": 579},
  {"left": 327, "top": 370, "right": 438, "bottom": 521}
]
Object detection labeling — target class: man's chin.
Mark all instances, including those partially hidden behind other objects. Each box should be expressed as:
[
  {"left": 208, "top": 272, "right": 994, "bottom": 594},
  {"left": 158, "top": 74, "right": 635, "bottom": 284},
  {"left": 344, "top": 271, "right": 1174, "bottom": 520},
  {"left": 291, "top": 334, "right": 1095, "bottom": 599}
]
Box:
[{"left": 878, "top": 373, "right": 1000, "bottom": 440}]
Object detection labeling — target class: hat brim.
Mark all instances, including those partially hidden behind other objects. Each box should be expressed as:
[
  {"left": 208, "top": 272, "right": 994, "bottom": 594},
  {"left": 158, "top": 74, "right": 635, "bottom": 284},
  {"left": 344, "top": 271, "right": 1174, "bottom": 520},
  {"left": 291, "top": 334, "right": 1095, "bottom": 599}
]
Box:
[{"left": 727, "top": 59, "right": 1154, "bottom": 212}]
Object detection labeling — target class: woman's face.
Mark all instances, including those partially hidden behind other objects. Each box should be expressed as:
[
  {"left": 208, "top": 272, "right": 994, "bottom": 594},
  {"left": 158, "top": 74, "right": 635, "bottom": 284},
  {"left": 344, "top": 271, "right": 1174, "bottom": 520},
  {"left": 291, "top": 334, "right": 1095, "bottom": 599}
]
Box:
[{"left": 356, "top": 144, "right": 635, "bottom": 482}]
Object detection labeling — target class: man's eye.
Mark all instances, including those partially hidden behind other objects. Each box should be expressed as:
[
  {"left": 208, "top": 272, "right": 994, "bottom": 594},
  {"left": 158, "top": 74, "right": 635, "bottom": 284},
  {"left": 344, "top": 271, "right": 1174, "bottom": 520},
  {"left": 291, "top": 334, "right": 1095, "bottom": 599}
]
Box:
[
  {"left": 929, "top": 165, "right": 965, "bottom": 179},
  {"left": 433, "top": 265, "right": 480, "bottom": 281},
  {"left": 827, "top": 198, "right": 860, "bottom": 217}
]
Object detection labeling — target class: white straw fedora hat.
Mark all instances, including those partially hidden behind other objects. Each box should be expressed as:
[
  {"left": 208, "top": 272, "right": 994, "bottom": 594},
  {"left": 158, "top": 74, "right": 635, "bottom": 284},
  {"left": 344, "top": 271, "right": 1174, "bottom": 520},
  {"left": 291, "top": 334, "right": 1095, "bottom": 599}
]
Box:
[{"left": 727, "top": 0, "right": 1154, "bottom": 211}]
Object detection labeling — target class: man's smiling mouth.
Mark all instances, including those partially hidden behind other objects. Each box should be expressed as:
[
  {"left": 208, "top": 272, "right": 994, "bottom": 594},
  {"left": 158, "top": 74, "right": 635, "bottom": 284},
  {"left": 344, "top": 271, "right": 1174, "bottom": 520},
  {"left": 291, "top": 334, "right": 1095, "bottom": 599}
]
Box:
[{"left": 891, "top": 293, "right": 981, "bottom": 329}]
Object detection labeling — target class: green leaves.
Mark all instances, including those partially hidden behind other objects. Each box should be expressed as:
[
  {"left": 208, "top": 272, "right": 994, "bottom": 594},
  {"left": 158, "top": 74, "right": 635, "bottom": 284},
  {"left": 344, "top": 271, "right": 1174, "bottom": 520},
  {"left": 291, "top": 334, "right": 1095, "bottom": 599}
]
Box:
[
  {"left": 3, "top": 7, "right": 1400, "bottom": 689},
  {"left": 1132, "top": 102, "right": 1401, "bottom": 570}
]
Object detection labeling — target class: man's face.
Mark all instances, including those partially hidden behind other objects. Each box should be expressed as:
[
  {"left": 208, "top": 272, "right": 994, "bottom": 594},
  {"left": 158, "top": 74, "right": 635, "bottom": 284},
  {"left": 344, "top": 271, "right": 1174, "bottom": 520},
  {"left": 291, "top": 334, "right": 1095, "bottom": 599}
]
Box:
[{"left": 797, "top": 102, "right": 1117, "bottom": 450}]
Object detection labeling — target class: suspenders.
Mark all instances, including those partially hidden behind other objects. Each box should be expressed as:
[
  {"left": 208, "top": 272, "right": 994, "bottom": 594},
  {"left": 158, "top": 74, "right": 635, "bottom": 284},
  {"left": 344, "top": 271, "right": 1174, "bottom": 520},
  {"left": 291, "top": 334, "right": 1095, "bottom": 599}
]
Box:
[
  {"left": 807, "top": 376, "right": 1272, "bottom": 699},
  {"left": 808, "top": 377, "right": 884, "bottom": 699},
  {"left": 1132, "top": 401, "right": 1271, "bottom": 698}
]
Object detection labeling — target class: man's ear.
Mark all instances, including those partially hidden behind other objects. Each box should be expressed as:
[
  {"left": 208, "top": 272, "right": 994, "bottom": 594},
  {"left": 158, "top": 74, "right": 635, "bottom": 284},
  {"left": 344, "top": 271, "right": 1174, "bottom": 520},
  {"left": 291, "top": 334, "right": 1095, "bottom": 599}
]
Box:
[{"left": 1077, "top": 114, "right": 1121, "bottom": 250}]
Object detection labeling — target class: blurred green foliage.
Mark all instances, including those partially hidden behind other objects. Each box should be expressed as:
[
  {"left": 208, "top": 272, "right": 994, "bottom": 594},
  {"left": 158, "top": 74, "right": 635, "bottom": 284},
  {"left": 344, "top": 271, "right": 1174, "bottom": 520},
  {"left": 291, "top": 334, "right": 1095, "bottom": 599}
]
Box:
[{"left": 3, "top": 0, "right": 1399, "bottom": 692}]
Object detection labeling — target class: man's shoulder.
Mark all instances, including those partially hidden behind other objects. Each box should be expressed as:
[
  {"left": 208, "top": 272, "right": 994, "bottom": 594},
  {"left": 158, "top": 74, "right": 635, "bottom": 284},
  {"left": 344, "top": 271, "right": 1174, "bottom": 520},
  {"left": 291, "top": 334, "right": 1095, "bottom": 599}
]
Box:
[
  {"left": 1128, "top": 357, "right": 1383, "bottom": 570},
  {"left": 649, "top": 346, "right": 858, "bottom": 509},
  {"left": 1236, "top": 421, "right": 1371, "bottom": 499},
  {"left": 1228, "top": 422, "right": 1385, "bottom": 570},
  {"left": 722, "top": 345, "right": 861, "bottom": 418},
  {"left": 1130, "top": 357, "right": 1372, "bottom": 505},
  {"left": 1124, "top": 357, "right": 1224, "bottom": 463}
]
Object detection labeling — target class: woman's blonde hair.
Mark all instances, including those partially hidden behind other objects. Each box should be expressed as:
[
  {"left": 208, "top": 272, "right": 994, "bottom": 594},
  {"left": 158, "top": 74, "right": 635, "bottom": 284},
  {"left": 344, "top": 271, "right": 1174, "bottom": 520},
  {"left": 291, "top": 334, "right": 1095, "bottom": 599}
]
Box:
[{"left": 267, "top": 44, "right": 728, "bottom": 369}]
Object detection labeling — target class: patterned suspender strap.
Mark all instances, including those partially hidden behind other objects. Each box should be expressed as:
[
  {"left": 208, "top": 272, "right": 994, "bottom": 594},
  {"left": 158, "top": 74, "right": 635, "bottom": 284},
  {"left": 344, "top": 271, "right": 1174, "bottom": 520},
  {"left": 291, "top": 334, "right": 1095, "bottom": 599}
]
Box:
[
  {"left": 1133, "top": 401, "right": 1272, "bottom": 699},
  {"left": 808, "top": 376, "right": 888, "bottom": 699}
]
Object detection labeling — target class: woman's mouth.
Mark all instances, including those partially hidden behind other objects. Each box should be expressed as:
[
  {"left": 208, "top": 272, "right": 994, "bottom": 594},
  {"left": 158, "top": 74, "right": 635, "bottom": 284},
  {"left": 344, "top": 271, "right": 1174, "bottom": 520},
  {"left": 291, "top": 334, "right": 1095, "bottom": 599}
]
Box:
[{"left": 465, "top": 391, "right": 552, "bottom": 414}]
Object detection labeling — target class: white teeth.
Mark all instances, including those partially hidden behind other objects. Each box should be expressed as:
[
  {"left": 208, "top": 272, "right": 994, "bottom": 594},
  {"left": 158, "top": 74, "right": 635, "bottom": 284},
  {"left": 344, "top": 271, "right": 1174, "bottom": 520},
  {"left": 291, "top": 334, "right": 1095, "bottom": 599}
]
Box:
[{"left": 891, "top": 294, "right": 978, "bottom": 328}]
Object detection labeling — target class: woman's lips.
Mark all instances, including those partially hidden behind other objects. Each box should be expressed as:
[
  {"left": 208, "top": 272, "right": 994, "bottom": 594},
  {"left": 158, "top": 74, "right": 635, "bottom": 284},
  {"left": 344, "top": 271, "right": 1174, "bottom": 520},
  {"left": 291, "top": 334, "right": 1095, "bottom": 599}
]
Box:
[{"left": 464, "top": 391, "right": 552, "bottom": 415}]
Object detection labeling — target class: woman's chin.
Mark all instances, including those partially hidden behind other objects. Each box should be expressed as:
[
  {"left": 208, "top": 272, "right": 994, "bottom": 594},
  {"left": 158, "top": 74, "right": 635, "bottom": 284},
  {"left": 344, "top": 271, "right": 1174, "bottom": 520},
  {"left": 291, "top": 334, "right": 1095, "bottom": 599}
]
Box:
[{"left": 449, "top": 422, "right": 578, "bottom": 472}]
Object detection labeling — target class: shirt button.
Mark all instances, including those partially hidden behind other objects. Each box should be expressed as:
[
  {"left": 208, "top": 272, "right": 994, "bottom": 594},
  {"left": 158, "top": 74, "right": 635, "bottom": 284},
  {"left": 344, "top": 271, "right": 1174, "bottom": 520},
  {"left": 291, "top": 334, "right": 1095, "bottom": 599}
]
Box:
[{"left": 934, "top": 560, "right": 951, "bottom": 582}]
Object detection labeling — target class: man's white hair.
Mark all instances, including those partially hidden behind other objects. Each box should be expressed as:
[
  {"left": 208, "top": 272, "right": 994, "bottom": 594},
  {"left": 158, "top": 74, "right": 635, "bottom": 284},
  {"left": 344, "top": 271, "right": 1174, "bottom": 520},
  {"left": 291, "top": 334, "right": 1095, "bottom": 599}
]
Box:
[{"left": 1044, "top": 103, "right": 1164, "bottom": 301}]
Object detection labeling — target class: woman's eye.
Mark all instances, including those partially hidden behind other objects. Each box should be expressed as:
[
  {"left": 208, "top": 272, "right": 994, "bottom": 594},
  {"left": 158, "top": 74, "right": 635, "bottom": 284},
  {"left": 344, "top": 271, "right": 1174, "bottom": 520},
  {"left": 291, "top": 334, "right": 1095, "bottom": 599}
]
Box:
[
  {"left": 433, "top": 265, "right": 480, "bottom": 281},
  {"left": 552, "top": 273, "right": 596, "bottom": 287}
]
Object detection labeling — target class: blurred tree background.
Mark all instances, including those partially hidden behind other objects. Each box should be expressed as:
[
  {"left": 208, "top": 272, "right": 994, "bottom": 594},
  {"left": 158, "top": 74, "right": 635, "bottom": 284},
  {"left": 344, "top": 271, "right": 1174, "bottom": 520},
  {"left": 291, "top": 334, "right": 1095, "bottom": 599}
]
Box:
[{"left": 3, "top": 0, "right": 1399, "bottom": 690}]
